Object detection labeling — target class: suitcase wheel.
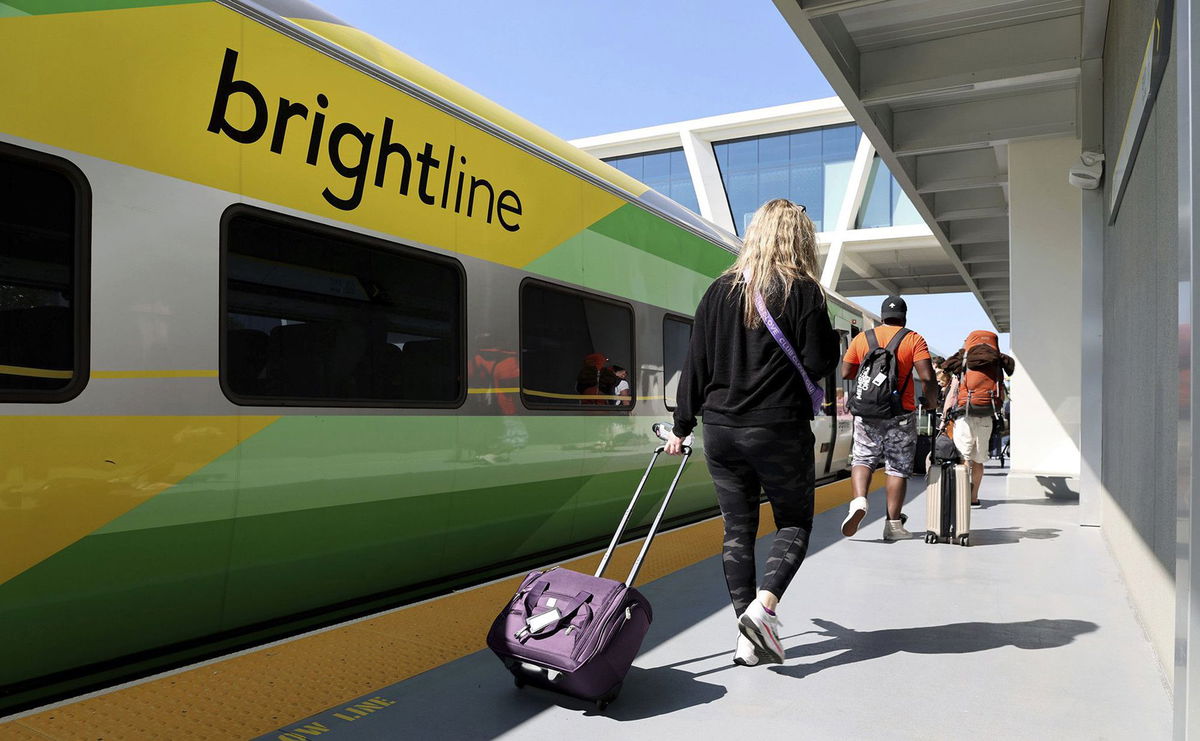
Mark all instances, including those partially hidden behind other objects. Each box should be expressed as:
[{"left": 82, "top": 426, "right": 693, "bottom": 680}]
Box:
[
  {"left": 958, "top": 535, "right": 970, "bottom": 547},
  {"left": 925, "top": 532, "right": 938, "bottom": 544},
  {"left": 513, "top": 675, "right": 526, "bottom": 689},
  {"left": 595, "top": 682, "right": 622, "bottom": 712}
]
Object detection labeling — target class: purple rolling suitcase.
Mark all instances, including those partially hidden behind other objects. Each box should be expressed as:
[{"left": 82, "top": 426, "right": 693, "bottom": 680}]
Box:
[{"left": 486, "top": 443, "right": 692, "bottom": 710}]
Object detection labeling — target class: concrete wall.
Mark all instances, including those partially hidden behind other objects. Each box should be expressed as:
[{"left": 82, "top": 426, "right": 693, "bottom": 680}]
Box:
[
  {"left": 1006, "top": 137, "right": 1083, "bottom": 497},
  {"left": 1100, "top": 0, "right": 1178, "bottom": 672}
]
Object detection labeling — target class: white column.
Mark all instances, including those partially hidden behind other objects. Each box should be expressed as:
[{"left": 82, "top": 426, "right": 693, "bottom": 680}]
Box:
[
  {"left": 1078, "top": 58, "right": 1104, "bottom": 528},
  {"left": 1006, "top": 136, "right": 1083, "bottom": 498},
  {"left": 821, "top": 133, "right": 876, "bottom": 288},
  {"left": 679, "top": 129, "right": 736, "bottom": 233}
]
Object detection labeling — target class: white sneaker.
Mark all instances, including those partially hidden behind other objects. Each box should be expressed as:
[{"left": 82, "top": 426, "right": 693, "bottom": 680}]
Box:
[
  {"left": 733, "top": 633, "right": 770, "bottom": 666},
  {"left": 841, "top": 497, "right": 868, "bottom": 537},
  {"left": 883, "top": 519, "right": 912, "bottom": 541},
  {"left": 738, "top": 601, "right": 785, "bottom": 664}
]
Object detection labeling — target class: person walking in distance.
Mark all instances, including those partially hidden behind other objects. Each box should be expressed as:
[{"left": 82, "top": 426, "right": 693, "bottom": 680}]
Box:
[
  {"left": 943, "top": 330, "right": 1014, "bottom": 505},
  {"left": 664, "top": 199, "right": 839, "bottom": 666},
  {"left": 839, "top": 297, "right": 937, "bottom": 540}
]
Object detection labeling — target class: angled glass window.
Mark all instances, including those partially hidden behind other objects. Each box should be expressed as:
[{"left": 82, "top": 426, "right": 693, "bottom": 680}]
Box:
[
  {"left": 856, "top": 156, "right": 924, "bottom": 229},
  {"left": 713, "top": 123, "right": 859, "bottom": 235},
  {"left": 222, "top": 208, "right": 464, "bottom": 407},
  {"left": 0, "top": 145, "right": 89, "bottom": 402},
  {"left": 520, "top": 281, "right": 634, "bottom": 410},
  {"left": 603, "top": 148, "right": 700, "bottom": 214}
]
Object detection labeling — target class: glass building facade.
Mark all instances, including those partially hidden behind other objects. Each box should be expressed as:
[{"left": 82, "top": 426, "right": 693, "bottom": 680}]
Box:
[
  {"left": 603, "top": 148, "right": 700, "bottom": 214},
  {"left": 712, "top": 124, "right": 920, "bottom": 235},
  {"left": 595, "top": 126, "right": 922, "bottom": 235},
  {"left": 856, "top": 156, "right": 924, "bottom": 229},
  {"left": 714, "top": 123, "right": 857, "bottom": 234}
]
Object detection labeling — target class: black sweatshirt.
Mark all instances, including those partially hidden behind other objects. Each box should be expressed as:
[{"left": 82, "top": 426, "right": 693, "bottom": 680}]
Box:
[{"left": 672, "top": 273, "right": 840, "bottom": 437}]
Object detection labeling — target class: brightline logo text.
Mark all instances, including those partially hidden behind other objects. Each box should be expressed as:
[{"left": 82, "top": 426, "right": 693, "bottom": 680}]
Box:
[{"left": 206, "top": 48, "right": 524, "bottom": 230}]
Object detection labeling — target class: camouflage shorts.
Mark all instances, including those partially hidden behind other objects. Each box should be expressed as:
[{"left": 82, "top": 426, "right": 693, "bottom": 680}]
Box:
[{"left": 852, "top": 412, "right": 918, "bottom": 478}]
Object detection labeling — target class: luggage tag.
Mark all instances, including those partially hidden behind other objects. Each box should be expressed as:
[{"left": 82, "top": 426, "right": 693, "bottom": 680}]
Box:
[
  {"left": 872, "top": 372, "right": 887, "bottom": 386},
  {"left": 525, "top": 608, "right": 562, "bottom": 633}
]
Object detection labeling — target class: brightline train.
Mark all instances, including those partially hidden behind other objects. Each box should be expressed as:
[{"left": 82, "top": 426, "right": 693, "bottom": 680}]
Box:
[{"left": 0, "top": 0, "right": 879, "bottom": 711}]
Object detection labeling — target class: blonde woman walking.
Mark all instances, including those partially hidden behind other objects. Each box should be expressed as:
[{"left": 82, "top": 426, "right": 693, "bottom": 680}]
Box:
[{"left": 665, "top": 199, "right": 839, "bottom": 665}]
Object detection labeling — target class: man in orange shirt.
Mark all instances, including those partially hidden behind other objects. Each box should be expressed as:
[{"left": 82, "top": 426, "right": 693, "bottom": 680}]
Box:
[{"left": 839, "top": 297, "right": 936, "bottom": 540}]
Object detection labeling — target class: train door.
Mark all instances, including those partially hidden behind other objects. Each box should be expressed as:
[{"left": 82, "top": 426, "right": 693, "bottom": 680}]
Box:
[
  {"left": 811, "top": 374, "right": 833, "bottom": 477},
  {"left": 825, "top": 329, "right": 856, "bottom": 476}
]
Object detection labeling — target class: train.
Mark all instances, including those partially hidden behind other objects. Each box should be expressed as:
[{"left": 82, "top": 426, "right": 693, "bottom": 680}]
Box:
[{"left": 0, "top": 0, "right": 882, "bottom": 712}]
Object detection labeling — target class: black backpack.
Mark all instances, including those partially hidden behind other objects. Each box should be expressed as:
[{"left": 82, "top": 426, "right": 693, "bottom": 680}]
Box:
[{"left": 848, "top": 327, "right": 911, "bottom": 419}]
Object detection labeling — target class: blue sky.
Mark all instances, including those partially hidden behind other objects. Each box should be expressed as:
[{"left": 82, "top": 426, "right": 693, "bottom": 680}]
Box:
[
  {"left": 314, "top": 1, "right": 836, "bottom": 139},
  {"left": 313, "top": 0, "right": 1010, "bottom": 354}
]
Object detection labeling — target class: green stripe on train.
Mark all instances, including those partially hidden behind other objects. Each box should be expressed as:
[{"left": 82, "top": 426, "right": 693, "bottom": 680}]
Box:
[
  {"left": 524, "top": 204, "right": 732, "bottom": 313},
  {"left": 589, "top": 203, "right": 733, "bottom": 279},
  {"left": 0, "top": 415, "right": 712, "bottom": 688}
]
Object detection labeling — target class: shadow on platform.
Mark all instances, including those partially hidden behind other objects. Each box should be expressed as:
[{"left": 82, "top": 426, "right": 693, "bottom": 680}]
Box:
[
  {"left": 966, "top": 526, "right": 1062, "bottom": 546},
  {"left": 1036, "top": 475, "right": 1080, "bottom": 500},
  {"left": 517, "top": 664, "right": 727, "bottom": 721},
  {"left": 767, "top": 617, "right": 1098, "bottom": 680},
  {"left": 1003, "top": 496, "right": 1080, "bottom": 507}
]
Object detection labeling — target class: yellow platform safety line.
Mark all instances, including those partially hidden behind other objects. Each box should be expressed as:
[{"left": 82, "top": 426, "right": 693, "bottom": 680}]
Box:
[
  {"left": 0, "top": 365, "right": 72, "bottom": 380},
  {"left": 1, "top": 472, "right": 884, "bottom": 741}
]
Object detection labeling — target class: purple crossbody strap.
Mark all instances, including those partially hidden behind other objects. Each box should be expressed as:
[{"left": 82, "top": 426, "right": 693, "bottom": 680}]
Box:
[{"left": 746, "top": 273, "right": 825, "bottom": 416}]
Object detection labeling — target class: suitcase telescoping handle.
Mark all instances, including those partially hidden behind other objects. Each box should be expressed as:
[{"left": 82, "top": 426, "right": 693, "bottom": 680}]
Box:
[{"left": 593, "top": 442, "right": 691, "bottom": 585}]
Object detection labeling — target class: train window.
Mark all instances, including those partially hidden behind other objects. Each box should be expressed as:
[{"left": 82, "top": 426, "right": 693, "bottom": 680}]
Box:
[
  {"left": 662, "top": 315, "right": 692, "bottom": 410},
  {"left": 520, "top": 280, "right": 634, "bottom": 410},
  {"left": 221, "top": 207, "right": 464, "bottom": 407},
  {"left": 0, "top": 144, "right": 89, "bottom": 403}
]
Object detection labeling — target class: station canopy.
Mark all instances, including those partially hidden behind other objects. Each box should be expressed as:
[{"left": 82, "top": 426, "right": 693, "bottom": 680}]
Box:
[{"left": 775, "top": 0, "right": 1102, "bottom": 332}]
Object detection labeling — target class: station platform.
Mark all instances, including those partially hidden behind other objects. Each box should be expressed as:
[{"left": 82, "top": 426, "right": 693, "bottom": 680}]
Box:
[{"left": 0, "top": 464, "right": 1171, "bottom": 740}]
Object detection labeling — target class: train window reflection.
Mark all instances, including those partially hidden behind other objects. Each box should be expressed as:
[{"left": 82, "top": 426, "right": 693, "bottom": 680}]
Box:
[
  {"left": 222, "top": 208, "right": 464, "bottom": 406},
  {"left": 662, "top": 315, "right": 692, "bottom": 410},
  {"left": 0, "top": 145, "right": 88, "bottom": 402},
  {"left": 520, "top": 280, "right": 634, "bottom": 410}
]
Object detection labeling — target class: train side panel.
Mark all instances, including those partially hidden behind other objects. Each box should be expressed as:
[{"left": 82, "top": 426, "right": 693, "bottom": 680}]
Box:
[{"left": 0, "top": 0, "right": 870, "bottom": 710}]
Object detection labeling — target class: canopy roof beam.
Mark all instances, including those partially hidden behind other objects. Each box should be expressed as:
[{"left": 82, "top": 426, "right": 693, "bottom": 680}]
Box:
[
  {"left": 842, "top": 254, "right": 902, "bottom": 295},
  {"left": 773, "top": 0, "right": 998, "bottom": 329},
  {"left": 947, "top": 218, "right": 1009, "bottom": 245},
  {"left": 893, "top": 88, "right": 1077, "bottom": 157},
  {"left": 956, "top": 241, "right": 1010, "bottom": 264},
  {"left": 799, "top": 0, "right": 893, "bottom": 19},
  {"left": 934, "top": 188, "right": 1009, "bottom": 222},
  {"left": 915, "top": 148, "right": 1007, "bottom": 194},
  {"left": 859, "top": 16, "right": 1082, "bottom": 107}
]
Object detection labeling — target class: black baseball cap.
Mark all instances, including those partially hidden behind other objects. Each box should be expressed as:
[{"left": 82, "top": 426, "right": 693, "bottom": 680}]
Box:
[{"left": 880, "top": 295, "right": 907, "bottom": 321}]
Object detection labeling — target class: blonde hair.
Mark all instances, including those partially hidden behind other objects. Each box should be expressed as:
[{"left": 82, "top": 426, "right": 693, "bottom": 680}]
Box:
[{"left": 723, "top": 198, "right": 821, "bottom": 328}]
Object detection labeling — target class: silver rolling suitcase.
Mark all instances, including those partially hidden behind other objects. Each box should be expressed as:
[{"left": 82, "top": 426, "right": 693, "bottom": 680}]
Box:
[{"left": 925, "top": 462, "right": 972, "bottom": 546}]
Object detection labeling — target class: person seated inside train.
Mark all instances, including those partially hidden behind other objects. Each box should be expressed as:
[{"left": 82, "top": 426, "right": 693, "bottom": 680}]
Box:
[
  {"left": 610, "top": 365, "right": 631, "bottom": 406},
  {"left": 576, "top": 352, "right": 617, "bottom": 405}
]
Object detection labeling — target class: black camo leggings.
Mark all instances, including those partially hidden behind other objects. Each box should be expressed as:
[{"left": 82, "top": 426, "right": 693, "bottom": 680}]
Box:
[{"left": 703, "top": 422, "right": 816, "bottom": 616}]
